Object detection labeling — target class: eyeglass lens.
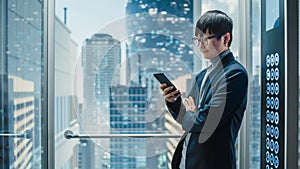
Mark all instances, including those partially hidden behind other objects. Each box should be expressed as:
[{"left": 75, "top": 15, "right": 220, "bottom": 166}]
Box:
[{"left": 192, "top": 37, "right": 208, "bottom": 46}]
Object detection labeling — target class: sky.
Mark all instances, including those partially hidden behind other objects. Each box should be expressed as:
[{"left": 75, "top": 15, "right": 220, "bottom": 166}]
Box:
[
  {"left": 56, "top": 1, "right": 129, "bottom": 103},
  {"left": 55, "top": 0, "right": 128, "bottom": 46}
]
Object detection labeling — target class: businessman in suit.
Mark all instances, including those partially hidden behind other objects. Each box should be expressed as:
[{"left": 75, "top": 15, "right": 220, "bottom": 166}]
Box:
[{"left": 160, "top": 10, "right": 248, "bottom": 169}]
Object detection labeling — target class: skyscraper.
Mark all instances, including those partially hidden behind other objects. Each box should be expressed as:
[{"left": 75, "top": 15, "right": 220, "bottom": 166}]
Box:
[
  {"left": 124, "top": 1, "right": 198, "bottom": 168},
  {"left": 78, "top": 139, "right": 95, "bottom": 169},
  {"left": 81, "top": 33, "right": 121, "bottom": 168},
  {"left": 7, "top": 76, "right": 34, "bottom": 169},
  {"left": 125, "top": 0, "right": 195, "bottom": 81},
  {"left": 109, "top": 85, "right": 149, "bottom": 168},
  {"left": 0, "top": 0, "right": 44, "bottom": 168},
  {"left": 82, "top": 33, "right": 121, "bottom": 131},
  {"left": 54, "top": 16, "right": 79, "bottom": 169}
]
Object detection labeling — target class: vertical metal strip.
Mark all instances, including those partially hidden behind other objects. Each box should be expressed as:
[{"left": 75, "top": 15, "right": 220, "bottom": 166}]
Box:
[
  {"left": 43, "top": 0, "right": 55, "bottom": 168},
  {"left": 238, "top": 0, "right": 251, "bottom": 168},
  {"left": 284, "top": 0, "right": 298, "bottom": 168},
  {"left": 0, "top": 1, "right": 7, "bottom": 168}
]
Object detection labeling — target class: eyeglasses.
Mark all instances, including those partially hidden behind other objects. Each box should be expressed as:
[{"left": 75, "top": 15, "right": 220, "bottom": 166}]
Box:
[{"left": 192, "top": 34, "right": 224, "bottom": 47}]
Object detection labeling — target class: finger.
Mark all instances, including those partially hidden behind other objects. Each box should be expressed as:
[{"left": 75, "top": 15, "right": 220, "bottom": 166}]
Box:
[
  {"left": 188, "top": 96, "right": 195, "bottom": 104},
  {"left": 187, "top": 96, "right": 196, "bottom": 111},
  {"left": 165, "top": 92, "right": 175, "bottom": 100},
  {"left": 184, "top": 98, "right": 190, "bottom": 106},
  {"left": 163, "top": 86, "right": 174, "bottom": 96},
  {"left": 166, "top": 90, "right": 181, "bottom": 102},
  {"left": 182, "top": 99, "right": 187, "bottom": 106},
  {"left": 160, "top": 83, "right": 167, "bottom": 90},
  {"left": 166, "top": 95, "right": 177, "bottom": 102},
  {"left": 171, "top": 89, "right": 181, "bottom": 97}
]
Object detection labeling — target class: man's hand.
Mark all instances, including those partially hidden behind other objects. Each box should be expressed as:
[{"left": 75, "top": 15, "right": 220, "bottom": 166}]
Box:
[
  {"left": 183, "top": 96, "right": 196, "bottom": 112},
  {"left": 160, "top": 83, "right": 181, "bottom": 103}
]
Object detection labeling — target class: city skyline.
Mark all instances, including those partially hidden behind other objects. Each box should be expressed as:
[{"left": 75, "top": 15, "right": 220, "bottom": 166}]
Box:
[
  {"left": 2, "top": 0, "right": 299, "bottom": 169},
  {"left": 57, "top": 1, "right": 260, "bottom": 169}
]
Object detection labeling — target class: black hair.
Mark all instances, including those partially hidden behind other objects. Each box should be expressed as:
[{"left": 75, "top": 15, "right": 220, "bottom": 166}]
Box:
[{"left": 195, "top": 10, "right": 233, "bottom": 47}]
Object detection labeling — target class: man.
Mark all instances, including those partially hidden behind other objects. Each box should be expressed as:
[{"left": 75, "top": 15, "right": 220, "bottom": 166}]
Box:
[{"left": 160, "top": 10, "right": 248, "bottom": 169}]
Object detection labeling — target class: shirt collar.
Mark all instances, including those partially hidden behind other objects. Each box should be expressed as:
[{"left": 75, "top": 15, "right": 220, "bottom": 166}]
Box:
[{"left": 209, "top": 49, "right": 231, "bottom": 67}]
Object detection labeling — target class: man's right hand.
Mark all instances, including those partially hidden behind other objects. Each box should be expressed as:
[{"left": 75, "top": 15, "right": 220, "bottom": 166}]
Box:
[{"left": 160, "top": 83, "right": 181, "bottom": 103}]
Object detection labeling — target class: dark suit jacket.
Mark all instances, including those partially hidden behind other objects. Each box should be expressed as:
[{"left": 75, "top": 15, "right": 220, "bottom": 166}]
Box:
[{"left": 167, "top": 52, "right": 248, "bottom": 169}]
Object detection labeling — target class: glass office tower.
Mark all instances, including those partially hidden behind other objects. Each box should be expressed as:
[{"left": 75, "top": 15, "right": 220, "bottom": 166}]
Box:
[
  {"left": 109, "top": 85, "right": 168, "bottom": 169},
  {"left": 0, "top": 0, "right": 44, "bottom": 168},
  {"left": 81, "top": 33, "right": 121, "bottom": 132},
  {"left": 109, "top": 86, "right": 148, "bottom": 169},
  {"left": 124, "top": 1, "right": 196, "bottom": 168},
  {"left": 81, "top": 33, "right": 121, "bottom": 168},
  {"left": 125, "top": 0, "right": 195, "bottom": 80}
]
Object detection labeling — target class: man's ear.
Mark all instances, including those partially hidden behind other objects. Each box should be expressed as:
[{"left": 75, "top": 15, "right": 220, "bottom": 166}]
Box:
[{"left": 224, "top": 33, "right": 230, "bottom": 45}]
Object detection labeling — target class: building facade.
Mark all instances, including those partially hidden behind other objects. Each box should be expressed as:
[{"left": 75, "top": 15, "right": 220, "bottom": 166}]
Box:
[
  {"left": 110, "top": 85, "right": 168, "bottom": 168},
  {"left": 81, "top": 33, "right": 121, "bottom": 168},
  {"left": 125, "top": 0, "right": 195, "bottom": 82},
  {"left": 0, "top": 0, "right": 44, "bottom": 168},
  {"left": 54, "top": 16, "right": 79, "bottom": 169},
  {"left": 109, "top": 86, "right": 148, "bottom": 168}
]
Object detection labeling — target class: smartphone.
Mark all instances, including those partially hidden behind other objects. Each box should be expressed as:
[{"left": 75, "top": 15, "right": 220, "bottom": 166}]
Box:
[{"left": 153, "top": 73, "right": 177, "bottom": 92}]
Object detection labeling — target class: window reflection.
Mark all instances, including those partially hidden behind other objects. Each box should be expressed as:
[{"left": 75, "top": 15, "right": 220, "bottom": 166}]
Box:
[
  {"left": 249, "top": 0, "right": 261, "bottom": 168},
  {"left": 0, "top": 0, "right": 44, "bottom": 168},
  {"left": 53, "top": 0, "right": 263, "bottom": 169}
]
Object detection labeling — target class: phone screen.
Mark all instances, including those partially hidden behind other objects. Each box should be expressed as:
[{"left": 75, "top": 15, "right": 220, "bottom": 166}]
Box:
[{"left": 153, "top": 73, "right": 177, "bottom": 91}]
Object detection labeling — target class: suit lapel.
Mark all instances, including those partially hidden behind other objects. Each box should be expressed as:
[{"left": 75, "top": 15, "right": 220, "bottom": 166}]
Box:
[{"left": 198, "top": 52, "right": 235, "bottom": 107}]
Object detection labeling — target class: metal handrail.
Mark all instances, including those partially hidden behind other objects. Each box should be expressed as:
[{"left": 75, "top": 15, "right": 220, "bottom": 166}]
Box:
[
  {"left": 64, "top": 130, "right": 182, "bottom": 139},
  {"left": 0, "top": 130, "right": 32, "bottom": 139}
]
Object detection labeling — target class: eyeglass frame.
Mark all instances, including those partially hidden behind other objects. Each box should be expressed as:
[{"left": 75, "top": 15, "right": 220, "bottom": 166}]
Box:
[{"left": 192, "top": 34, "right": 224, "bottom": 47}]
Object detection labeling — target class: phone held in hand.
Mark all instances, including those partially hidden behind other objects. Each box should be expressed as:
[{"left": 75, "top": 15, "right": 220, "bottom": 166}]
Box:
[{"left": 153, "top": 73, "right": 177, "bottom": 92}]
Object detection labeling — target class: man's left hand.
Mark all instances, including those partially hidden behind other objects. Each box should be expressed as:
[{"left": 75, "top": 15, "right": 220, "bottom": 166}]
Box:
[{"left": 183, "top": 96, "right": 196, "bottom": 112}]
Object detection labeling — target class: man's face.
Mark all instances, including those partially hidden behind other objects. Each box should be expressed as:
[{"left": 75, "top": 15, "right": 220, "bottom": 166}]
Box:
[{"left": 196, "top": 30, "right": 227, "bottom": 60}]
